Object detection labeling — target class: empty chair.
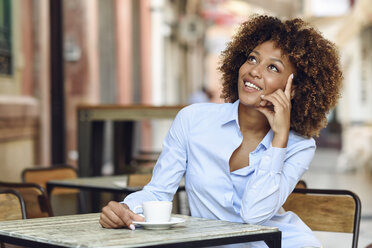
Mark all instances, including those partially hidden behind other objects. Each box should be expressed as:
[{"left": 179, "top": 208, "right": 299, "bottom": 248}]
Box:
[
  {"left": 295, "top": 179, "right": 307, "bottom": 189},
  {"left": 283, "top": 188, "right": 361, "bottom": 248},
  {"left": 22, "top": 164, "right": 78, "bottom": 195},
  {"left": 127, "top": 173, "right": 152, "bottom": 187},
  {"left": 0, "top": 182, "right": 53, "bottom": 218},
  {"left": 22, "top": 165, "right": 80, "bottom": 215},
  {"left": 0, "top": 189, "right": 26, "bottom": 220},
  {"left": 0, "top": 189, "right": 27, "bottom": 248},
  {"left": 131, "top": 150, "right": 160, "bottom": 167}
]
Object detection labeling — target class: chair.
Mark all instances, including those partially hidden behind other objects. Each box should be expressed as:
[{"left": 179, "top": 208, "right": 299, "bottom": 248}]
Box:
[
  {"left": 0, "top": 189, "right": 27, "bottom": 248},
  {"left": 22, "top": 165, "right": 78, "bottom": 195},
  {"left": 0, "top": 189, "right": 26, "bottom": 220},
  {"left": 127, "top": 173, "right": 152, "bottom": 187},
  {"left": 22, "top": 165, "right": 80, "bottom": 216},
  {"left": 283, "top": 188, "right": 361, "bottom": 248},
  {"left": 0, "top": 182, "right": 53, "bottom": 218},
  {"left": 131, "top": 150, "right": 160, "bottom": 167},
  {"left": 295, "top": 179, "right": 307, "bottom": 189}
]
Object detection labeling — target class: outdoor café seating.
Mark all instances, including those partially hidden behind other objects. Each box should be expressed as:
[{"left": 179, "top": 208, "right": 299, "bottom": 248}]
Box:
[
  {"left": 0, "top": 182, "right": 53, "bottom": 218},
  {"left": 22, "top": 164, "right": 78, "bottom": 195},
  {"left": 21, "top": 165, "right": 82, "bottom": 215},
  {"left": 0, "top": 189, "right": 26, "bottom": 221},
  {"left": 0, "top": 189, "right": 27, "bottom": 248},
  {"left": 127, "top": 173, "right": 152, "bottom": 187},
  {"left": 283, "top": 188, "right": 361, "bottom": 248}
]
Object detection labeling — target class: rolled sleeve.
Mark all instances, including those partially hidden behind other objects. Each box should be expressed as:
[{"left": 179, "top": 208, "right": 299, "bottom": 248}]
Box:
[
  {"left": 241, "top": 136, "right": 315, "bottom": 225},
  {"left": 259, "top": 147, "right": 286, "bottom": 173}
]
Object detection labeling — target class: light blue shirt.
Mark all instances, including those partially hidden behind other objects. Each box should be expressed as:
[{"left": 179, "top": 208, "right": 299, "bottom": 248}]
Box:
[{"left": 123, "top": 100, "right": 322, "bottom": 248}]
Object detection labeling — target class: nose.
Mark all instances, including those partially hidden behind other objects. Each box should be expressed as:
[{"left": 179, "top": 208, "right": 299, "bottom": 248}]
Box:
[{"left": 250, "top": 64, "right": 263, "bottom": 79}]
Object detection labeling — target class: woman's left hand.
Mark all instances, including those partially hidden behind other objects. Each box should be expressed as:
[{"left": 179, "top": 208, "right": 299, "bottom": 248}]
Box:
[{"left": 256, "top": 74, "right": 293, "bottom": 148}]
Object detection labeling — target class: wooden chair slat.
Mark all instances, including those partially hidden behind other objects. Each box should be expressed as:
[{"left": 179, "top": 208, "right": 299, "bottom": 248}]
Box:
[
  {"left": 0, "top": 194, "right": 23, "bottom": 221},
  {"left": 22, "top": 165, "right": 78, "bottom": 195},
  {"left": 282, "top": 187, "right": 361, "bottom": 248},
  {"left": 0, "top": 182, "right": 53, "bottom": 218},
  {"left": 128, "top": 174, "right": 152, "bottom": 187},
  {"left": 283, "top": 193, "right": 355, "bottom": 232},
  {"left": 0, "top": 189, "right": 26, "bottom": 221}
]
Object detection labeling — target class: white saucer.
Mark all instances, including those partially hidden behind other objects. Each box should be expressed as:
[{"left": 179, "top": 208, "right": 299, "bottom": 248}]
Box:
[{"left": 133, "top": 217, "right": 185, "bottom": 230}]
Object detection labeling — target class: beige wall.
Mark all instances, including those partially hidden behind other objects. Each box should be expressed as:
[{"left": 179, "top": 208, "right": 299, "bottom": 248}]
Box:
[
  {"left": 0, "top": 0, "right": 44, "bottom": 181},
  {"left": 0, "top": 139, "right": 34, "bottom": 182},
  {"left": 0, "top": 96, "right": 39, "bottom": 181}
]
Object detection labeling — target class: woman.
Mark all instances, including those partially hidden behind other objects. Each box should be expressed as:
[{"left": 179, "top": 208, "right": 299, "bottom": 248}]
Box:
[{"left": 100, "top": 15, "right": 342, "bottom": 247}]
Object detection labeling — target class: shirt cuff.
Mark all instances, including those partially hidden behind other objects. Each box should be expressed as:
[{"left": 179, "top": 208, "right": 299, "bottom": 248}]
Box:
[
  {"left": 259, "top": 146, "right": 286, "bottom": 173},
  {"left": 122, "top": 196, "right": 142, "bottom": 211}
]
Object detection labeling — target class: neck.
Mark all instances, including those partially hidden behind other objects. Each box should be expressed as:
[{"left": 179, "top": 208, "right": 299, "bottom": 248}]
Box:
[{"left": 238, "top": 103, "right": 270, "bottom": 135}]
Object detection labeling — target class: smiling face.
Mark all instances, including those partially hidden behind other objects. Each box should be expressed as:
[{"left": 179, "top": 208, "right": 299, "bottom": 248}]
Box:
[{"left": 238, "top": 40, "right": 295, "bottom": 107}]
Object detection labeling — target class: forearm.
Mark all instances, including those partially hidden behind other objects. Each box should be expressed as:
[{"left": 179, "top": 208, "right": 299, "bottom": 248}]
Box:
[
  {"left": 271, "top": 130, "right": 289, "bottom": 148},
  {"left": 240, "top": 142, "right": 314, "bottom": 224},
  {"left": 240, "top": 147, "right": 288, "bottom": 224}
]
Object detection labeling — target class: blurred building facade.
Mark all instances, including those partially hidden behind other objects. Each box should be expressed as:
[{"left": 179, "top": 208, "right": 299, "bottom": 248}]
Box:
[
  {"left": 333, "top": 0, "right": 372, "bottom": 172},
  {"left": 0, "top": 0, "right": 208, "bottom": 180},
  {"left": 1, "top": 0, "right": 371, "bottom": 181},
  {"left": 0, "top": 0, "right": 49, "bottom": 181}
]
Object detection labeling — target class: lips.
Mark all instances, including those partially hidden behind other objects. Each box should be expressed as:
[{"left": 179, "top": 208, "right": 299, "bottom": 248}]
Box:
[{"left": 244, "top": 80, "right": 262, "bottom": 91}]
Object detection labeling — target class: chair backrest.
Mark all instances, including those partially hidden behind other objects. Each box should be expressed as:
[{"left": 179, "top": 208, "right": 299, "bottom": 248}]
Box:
[
  {"left": 0, "top": 182, "right": 53, "bottom": 218},
  {"left": 0, "top": 189, "right": 27, "bottom": 220},
  {"left": 22, "top": 165, "right": 78, "bottom": 195},
  {"left": 295, "top": 179, "right": 307, "bottom": 189},
  {"left": 128, "top": 174, "right": 152, "bottom": 187},
  {"left": 131, "top": 150, "right": 160, "bottom": 167},
  {"left": 283, "top": 188, "right": 361, "bottom": 248}
]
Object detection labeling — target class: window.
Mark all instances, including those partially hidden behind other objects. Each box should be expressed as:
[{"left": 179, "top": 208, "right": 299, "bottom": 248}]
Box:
[{"left": 0, "top": 0, "right": 12, "bottom": 75}]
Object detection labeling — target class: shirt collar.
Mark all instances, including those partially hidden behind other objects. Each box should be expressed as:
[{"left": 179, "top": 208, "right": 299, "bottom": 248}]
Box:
[
  {"left": 221, "top": 100, "right": 240, "bottom": 126},
  {"left": 221, "top": 99, "right": 273, "bottom": 149}
]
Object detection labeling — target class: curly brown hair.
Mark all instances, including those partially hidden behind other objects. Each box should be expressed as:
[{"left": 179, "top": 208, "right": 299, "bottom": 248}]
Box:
[{"left": 219, "top": 15, "right": 343, "bottom": 138}]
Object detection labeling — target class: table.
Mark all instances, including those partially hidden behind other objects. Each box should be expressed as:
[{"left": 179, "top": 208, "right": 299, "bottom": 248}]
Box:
[
  {"left": 0, "top": 213, "right": 281, "bottom": 247},
  {"left": 47, "top": 175, "right": 131, "bottom": 195},
  {"left": 46, "top": 175, "right": 186, "bottom": 213},
  {"left": 47, "top": 175, "right": 136, "bottom": 213},
  {"left": 77, "top": 105, "right": 183, "bottom": 177},
  {"left": 46, "top": 175, "right": 185, "bottom": 195}
]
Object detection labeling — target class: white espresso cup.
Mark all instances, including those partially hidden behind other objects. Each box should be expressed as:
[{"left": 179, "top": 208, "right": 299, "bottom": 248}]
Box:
[{"left": 133, "top": 201, "right": 172, "bottom": 223}]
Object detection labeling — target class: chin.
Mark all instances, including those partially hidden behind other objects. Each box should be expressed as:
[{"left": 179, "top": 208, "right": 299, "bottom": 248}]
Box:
[{"left": 239, "top": 98, "right": 260, "bottom": 107}]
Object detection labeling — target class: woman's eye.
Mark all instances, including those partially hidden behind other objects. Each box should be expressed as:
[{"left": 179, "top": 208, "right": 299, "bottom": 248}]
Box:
[
  {"left": 268, "top": 64, "right": 279, "bottom": 72},
  {"left": 247, "top": 56, "right": 256, "bottom": 63}
]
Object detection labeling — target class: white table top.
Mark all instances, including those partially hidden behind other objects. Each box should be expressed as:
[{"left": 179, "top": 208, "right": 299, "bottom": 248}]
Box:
[{"left": 0, "top": 213, "right": 281, "bottom": 247}]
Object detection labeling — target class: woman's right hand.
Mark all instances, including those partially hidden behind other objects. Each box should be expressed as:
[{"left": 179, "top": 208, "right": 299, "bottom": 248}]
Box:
[
  {"left": 256, "top": 73, "right": 293, "bottom": 148},
  {"left": 99, "top": 201, "right": 145, "bottom": 230}
]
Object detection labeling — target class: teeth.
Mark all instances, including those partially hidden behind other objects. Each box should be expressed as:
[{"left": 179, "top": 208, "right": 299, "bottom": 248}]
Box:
[{"left": 244, "top": 81, "right": 262, "bottom": 91}]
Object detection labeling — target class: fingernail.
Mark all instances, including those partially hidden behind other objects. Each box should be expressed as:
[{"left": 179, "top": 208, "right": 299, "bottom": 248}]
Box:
[
  {"left": 260, "top": 95, "right": 264, "bottom": 98},
  {"left": 129, "top": 224, "right": 135, "bottom": 230},
  {"left": 260, "top": 101, "right": 265, "bottom": 106},
  {"left": 291, "top": 73, "right": 294, "bottom": 79}
]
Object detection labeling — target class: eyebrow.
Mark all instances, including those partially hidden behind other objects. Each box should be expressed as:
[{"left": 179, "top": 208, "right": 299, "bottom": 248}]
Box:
[{"left": 251, "top": 50, "right": 285, "bottom": 67}]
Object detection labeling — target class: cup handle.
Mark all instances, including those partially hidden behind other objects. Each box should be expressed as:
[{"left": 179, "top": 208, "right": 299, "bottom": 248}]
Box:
[
  {"left": 138, "top": 213, "right": 145, "bottom": 218},
  {"left": 133, "top": 205, "right": 143, "bottom": 214}
]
